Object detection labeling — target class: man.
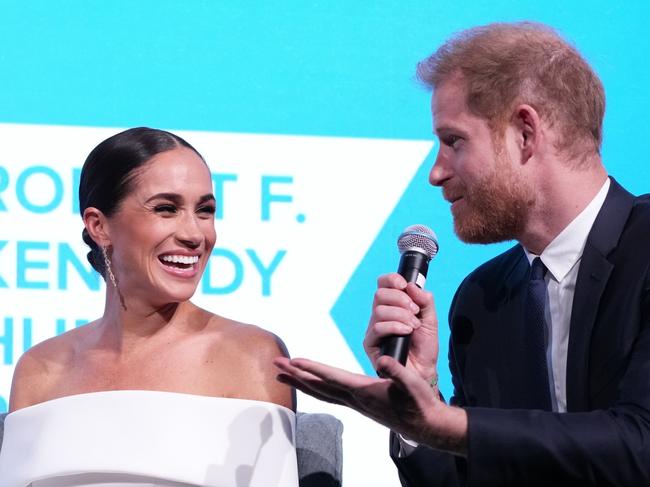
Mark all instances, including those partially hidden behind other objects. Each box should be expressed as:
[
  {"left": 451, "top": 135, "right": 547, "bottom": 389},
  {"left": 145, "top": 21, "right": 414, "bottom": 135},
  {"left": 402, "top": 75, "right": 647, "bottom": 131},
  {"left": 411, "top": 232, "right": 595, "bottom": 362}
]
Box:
[{"left": 275, "top": 22, "right": 650, "bottom": 485}]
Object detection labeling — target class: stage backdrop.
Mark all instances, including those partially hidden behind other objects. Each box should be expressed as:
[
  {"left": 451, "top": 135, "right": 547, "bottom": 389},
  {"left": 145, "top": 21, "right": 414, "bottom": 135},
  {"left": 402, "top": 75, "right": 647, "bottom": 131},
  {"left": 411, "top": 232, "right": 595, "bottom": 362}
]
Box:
[{"left": 1, "top": 2, "right": 649, "bottom": 485}]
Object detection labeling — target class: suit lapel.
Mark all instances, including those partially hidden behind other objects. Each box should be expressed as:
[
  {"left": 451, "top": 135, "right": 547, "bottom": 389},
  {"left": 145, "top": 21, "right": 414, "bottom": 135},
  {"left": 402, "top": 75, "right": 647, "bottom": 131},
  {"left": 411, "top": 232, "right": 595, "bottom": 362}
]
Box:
[
  {"left": 566, "top": 245, "right": 613, "bottom": 410},
  {"left": 566, "top": 178, "right": 634, "bottom": 411}
]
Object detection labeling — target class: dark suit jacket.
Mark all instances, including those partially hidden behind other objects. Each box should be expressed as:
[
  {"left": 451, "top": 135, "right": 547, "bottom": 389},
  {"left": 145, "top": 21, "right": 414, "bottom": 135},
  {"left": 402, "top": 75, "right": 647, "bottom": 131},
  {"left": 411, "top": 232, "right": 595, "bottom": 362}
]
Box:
[{"left": 390, "top": 179, "right": 650, "bottom": 486}]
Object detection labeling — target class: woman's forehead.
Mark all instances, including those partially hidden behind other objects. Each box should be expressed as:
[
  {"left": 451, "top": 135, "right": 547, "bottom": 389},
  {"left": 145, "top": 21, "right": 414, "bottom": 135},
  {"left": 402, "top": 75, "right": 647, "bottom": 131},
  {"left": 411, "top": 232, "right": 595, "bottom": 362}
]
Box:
[{"left": 130, "top": 148, "right": 212, "bottom": 195}]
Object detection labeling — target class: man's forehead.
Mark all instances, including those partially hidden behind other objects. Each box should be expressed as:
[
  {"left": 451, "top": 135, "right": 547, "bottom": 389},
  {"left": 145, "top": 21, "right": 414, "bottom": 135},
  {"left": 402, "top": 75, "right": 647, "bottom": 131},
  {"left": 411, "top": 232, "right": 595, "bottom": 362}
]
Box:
[
  {"left": 431, "top": 80, "right": 470, "bottom": 129},
  {"left": 430, "top": 79, "right": 499, "bottom": 139}
]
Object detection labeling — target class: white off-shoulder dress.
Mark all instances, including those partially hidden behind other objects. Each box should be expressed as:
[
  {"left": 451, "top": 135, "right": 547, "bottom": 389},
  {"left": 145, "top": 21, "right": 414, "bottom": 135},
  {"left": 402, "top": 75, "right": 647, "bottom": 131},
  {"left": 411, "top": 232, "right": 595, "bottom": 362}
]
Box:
[{"left": 0, "top": 391, "right": 299, "bottom": 487}]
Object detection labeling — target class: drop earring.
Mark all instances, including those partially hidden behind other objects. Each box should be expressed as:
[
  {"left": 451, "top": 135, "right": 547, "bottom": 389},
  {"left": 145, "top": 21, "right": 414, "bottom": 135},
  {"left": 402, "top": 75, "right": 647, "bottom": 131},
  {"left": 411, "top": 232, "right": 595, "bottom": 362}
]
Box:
[{"left": 102, "top": 245, "right": 118, "bottom": 289}]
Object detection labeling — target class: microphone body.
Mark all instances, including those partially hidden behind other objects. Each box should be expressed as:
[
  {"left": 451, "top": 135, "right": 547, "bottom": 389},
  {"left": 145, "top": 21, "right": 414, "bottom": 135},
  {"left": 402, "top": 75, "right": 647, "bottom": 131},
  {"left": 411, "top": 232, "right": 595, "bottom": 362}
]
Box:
[
  {"left": 379, "top": 225, "right": 438, "bottom": 366},
  {"left": 397, "top": 250, "right": 430, "bottom": 288}
]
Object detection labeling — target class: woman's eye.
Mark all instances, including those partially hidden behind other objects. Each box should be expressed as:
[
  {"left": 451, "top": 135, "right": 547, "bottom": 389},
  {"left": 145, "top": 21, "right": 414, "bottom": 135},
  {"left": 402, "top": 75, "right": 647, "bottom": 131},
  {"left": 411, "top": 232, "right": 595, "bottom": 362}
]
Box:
[
  {"left": 197, "top": 205, "right": 216, "bottom": 216},
  {"left": 155, "top": 204, "right": 177, "bottom": 214}
]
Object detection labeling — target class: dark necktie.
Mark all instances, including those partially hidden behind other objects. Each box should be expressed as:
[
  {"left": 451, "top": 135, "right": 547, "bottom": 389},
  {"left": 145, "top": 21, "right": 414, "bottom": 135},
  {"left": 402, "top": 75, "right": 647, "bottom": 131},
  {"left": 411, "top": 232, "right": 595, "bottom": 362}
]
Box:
[{"left": 524, "top": 257, "right": 552, "bottom": 410}]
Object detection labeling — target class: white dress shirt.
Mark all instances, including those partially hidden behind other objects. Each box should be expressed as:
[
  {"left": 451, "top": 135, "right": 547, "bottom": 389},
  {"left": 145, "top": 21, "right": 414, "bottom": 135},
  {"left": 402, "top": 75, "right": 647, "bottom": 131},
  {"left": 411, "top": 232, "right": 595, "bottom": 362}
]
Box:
[{"left": 523, "top": 177, "right": 610, "bottom": 412}]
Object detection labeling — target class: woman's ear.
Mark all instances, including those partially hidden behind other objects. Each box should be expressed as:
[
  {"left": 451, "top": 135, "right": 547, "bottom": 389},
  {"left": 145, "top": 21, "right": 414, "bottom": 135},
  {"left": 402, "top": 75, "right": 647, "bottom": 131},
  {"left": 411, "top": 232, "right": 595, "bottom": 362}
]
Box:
[{"left": 83, "top": 207, "right": 111, "bottom": 247}]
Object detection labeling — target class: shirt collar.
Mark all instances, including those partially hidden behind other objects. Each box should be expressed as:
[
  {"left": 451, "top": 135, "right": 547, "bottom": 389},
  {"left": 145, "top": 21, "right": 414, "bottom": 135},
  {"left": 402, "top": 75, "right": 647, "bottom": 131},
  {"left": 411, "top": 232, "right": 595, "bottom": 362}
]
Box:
[{"left": 524, "top": 178, "right": 610, "bottom": 282}]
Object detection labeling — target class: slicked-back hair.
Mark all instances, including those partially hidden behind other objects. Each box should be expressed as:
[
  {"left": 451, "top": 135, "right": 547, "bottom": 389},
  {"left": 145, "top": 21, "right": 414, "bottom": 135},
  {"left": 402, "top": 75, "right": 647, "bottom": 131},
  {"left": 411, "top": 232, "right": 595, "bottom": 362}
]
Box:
[{"left": 79, "top": 127, "right": 204, "bottom": 278}]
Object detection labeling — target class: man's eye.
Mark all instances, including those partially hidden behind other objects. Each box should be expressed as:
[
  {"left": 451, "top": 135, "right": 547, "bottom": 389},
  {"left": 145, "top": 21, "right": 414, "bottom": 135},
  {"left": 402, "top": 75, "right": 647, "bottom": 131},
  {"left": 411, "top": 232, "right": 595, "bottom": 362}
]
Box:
[
  {"left": 442, "top": 135, "right": 462, "bottom": 148},
  {"left": 155, "top": 204, "right": 177, "bottom": 213}
]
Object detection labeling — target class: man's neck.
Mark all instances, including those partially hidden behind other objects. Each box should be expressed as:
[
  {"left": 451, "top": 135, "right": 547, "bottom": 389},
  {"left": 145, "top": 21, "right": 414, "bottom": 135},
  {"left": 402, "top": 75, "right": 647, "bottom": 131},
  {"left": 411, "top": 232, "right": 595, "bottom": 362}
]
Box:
[{"left": 518, "top": 157, "right": 608, "bottom": 254}]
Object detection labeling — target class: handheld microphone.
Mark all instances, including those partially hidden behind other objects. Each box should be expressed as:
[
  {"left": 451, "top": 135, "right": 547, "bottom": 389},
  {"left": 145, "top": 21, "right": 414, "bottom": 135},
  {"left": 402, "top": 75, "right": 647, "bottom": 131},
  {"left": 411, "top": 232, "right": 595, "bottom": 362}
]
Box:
[{"left": 379, "top": 224, "right": 439, "bottom": 365}]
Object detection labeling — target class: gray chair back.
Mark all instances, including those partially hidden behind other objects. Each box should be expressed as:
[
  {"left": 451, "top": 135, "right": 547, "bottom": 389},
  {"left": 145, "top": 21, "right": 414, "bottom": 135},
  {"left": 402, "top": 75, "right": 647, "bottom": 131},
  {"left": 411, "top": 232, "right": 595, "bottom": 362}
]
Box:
[
  {"left": 0, "top": 412, "right": 5, "bottom": 452},
  {"left": 296, "top": 412, "right": 343, "bottom": 487}
]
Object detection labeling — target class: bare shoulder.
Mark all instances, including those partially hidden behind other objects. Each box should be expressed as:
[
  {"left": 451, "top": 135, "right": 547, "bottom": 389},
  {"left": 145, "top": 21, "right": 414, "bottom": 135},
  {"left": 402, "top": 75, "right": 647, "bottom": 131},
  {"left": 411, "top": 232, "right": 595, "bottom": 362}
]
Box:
[
  {"left": 8, "top": 323, "right": 94, "bottom": 412},
  {"left": 205, "top": 314, "right": 295, "bottom": 411},
  {"left": 226, "top": 319, "right": 290, "bottom": 358}
]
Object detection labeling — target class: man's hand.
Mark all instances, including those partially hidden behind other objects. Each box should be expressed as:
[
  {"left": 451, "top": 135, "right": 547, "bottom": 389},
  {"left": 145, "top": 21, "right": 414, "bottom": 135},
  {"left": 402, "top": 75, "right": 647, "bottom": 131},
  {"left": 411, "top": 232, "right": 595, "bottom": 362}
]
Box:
[
  {"left": 365, "top": 273, "right": 439, "bottom": 385},
  {"left": 274, "top": 354, "right": 467, "bottom": 456}
]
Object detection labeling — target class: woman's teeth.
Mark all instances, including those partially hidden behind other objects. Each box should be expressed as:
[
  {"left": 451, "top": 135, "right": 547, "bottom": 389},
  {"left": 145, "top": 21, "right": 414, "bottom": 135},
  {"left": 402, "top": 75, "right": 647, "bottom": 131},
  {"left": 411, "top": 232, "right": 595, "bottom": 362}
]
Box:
[{"left": 160, "top": 255, "right": 199, "bottom": 265}]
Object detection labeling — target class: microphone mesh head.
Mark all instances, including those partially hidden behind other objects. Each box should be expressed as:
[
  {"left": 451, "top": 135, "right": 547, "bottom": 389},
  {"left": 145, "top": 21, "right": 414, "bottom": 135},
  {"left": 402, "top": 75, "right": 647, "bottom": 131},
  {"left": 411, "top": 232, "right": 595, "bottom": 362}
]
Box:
[{"left": 397, "top": 224, "right": 439, "bottom": 258}]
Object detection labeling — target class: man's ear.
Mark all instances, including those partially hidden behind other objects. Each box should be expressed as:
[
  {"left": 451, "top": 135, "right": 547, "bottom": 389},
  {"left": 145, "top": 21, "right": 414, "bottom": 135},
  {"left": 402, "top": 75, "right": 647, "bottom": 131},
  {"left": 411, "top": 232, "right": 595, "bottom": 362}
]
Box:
[
  {"left": 512, "top": 104, "right": 542, "bottom": 163},
  {"left": 83, "top": 207, "right": 111, "bottom": 247}
]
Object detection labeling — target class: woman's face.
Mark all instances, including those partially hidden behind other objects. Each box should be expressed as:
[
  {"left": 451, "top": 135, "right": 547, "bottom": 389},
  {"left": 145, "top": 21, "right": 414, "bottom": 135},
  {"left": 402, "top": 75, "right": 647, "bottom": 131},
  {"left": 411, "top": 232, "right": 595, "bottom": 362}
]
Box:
[{"left": 106, "top": 146, "right": 216, "bottom": 307}]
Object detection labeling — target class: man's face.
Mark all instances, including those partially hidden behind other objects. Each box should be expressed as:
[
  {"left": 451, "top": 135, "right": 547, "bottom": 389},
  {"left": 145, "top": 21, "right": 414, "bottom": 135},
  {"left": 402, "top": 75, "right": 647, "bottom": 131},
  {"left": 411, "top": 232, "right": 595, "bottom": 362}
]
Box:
[{"left": 429, "top": 76, "right": 534, "bottom": 244}]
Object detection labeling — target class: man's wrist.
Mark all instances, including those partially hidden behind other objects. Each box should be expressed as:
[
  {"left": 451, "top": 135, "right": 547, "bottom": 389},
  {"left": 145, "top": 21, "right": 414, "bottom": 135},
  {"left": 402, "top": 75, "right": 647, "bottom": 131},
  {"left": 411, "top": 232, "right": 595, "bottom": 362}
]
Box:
[
  {"left": 422, "top": 403, "right": 469, "bottom": 457},
  {"left": 429, "top": 370, "right": 439, "bottom": 396},
  {"left": 412, "top": 362, "right": 438, "bottom": 387}
]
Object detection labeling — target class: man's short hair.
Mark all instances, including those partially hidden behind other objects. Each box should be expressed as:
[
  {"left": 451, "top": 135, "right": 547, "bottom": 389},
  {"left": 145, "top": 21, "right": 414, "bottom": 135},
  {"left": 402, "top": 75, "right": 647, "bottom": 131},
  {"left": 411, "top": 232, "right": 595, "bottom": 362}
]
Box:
[{"left": 417, "top": 22, "right": 605, "bottom": 162}]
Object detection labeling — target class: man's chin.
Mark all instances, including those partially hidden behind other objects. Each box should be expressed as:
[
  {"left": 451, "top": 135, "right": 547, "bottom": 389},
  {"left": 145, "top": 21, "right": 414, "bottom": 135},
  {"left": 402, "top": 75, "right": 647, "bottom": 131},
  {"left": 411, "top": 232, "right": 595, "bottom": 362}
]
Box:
[
  {"left": 449, "top": 178, "right": 530, "bottom": 245},
  {"left": 453, "top": 220, "right": 517, "bottom": 245}
]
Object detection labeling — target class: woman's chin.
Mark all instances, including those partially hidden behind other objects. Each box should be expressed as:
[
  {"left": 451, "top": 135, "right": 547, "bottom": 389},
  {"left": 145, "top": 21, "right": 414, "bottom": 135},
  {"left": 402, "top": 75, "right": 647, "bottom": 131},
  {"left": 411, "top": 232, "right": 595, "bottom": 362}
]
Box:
[{"left": 137, "top": 285, "right": 199, "bottom": 309}]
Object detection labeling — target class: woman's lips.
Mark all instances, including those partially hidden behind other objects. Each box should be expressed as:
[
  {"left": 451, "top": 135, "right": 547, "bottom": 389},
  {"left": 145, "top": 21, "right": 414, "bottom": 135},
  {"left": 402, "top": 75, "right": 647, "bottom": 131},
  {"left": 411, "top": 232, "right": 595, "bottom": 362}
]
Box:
[{"left": 158, "top": 255, "right": 200, "bottom": 278}]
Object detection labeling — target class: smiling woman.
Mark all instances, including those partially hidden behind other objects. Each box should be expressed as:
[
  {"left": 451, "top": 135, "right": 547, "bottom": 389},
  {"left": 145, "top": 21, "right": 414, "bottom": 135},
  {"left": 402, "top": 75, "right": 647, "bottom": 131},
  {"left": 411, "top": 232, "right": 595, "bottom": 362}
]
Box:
[{"left": 0, "top": 128, "right": 298, "bottom": 487}]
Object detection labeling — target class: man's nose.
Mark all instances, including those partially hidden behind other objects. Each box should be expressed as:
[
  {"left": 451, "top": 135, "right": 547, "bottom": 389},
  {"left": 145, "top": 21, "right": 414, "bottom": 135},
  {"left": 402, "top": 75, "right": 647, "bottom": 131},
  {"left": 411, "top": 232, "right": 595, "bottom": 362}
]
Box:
[{"left": 429, "top": 150, "right": 451, "bottom": 187}]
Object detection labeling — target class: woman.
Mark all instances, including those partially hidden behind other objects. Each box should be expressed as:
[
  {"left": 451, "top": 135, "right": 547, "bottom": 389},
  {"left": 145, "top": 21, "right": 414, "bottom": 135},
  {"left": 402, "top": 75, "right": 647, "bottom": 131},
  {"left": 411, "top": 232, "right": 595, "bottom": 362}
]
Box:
[{"left": 0, "top": 128, "right": 297, "bottom": 487}]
